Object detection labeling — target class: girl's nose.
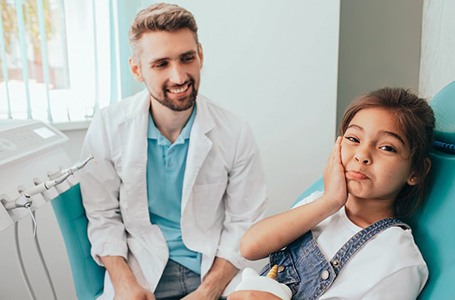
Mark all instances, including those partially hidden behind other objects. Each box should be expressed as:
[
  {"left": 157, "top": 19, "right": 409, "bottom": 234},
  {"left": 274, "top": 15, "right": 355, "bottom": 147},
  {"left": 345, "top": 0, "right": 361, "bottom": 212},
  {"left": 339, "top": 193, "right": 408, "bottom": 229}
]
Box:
[{"left": 354, "top": 150, "right": 371, "bottom": 164}]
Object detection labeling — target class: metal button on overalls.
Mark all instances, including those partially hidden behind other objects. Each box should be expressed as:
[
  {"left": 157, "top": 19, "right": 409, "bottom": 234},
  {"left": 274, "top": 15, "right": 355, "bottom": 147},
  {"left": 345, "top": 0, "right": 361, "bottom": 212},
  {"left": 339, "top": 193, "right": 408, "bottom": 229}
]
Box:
[{"left": 320, "top": 270, "right": 329, "bottom": 280}]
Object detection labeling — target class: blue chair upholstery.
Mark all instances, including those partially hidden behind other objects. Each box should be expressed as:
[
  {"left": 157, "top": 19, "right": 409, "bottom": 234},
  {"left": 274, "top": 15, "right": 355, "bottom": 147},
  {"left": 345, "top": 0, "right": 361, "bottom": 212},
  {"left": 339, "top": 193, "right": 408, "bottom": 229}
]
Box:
[
  {"left": 51, "top": 184, "right": 104, "bottom": 300},
  {"left": 409, "top": 81, "right": 455, "bottom": 299},
  {"left": 293, "top": 81, "right": 455, "bottom": 299}
]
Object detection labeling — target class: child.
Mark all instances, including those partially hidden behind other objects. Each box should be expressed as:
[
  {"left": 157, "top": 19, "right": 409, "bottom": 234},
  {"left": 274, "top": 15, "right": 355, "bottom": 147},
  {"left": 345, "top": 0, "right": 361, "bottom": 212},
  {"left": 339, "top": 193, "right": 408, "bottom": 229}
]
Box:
[{"left": 229, "top": 87, "right": 435, "bottom": 300}]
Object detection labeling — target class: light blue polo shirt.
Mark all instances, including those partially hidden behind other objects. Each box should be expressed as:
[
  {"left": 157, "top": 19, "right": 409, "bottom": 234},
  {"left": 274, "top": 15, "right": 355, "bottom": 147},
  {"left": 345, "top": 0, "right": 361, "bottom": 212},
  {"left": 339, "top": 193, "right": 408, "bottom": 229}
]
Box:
[{"left": 146, "top": 106, "right": 201, "bottom": 274}]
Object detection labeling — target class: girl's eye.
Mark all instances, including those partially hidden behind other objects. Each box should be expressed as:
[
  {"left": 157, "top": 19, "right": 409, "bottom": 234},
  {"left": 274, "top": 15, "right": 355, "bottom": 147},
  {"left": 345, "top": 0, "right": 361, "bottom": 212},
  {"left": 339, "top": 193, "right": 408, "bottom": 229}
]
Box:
[
  {"left": 380, "top": 145, "right": 397, "bottom": 153},
  {"left": 345, "top": 136, "right": 359, "bottom": 143}
]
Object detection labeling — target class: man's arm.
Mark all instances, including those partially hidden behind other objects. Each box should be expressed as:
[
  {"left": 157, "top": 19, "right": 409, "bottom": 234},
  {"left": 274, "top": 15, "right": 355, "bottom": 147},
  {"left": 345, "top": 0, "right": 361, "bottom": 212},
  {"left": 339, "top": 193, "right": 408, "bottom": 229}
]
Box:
[
  {"left": 190, "top": 123, "right": 267, "bottom": 298},
  {"left": 182, "top": 257, "right": 238, "bottom": 300},
  {"left": 80, "top": 111, "right": 140, "bottom": 298},
  {"left": 185, "top": 120, "right": 267, "bottom": 299},
  {"left": 216, "top": 122, "right": 269, "bottom": 268},
  {"left": 80, "top": 111, "right": 128, "bottom": 265},
  {"left": 101, "top": 256, "right": 154, "bottom": 300}
]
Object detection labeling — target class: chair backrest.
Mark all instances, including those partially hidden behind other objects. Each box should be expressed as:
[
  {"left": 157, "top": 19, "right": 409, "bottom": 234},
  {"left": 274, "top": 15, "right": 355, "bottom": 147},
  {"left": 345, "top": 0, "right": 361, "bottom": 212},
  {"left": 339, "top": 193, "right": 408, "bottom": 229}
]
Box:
[
  {"left": 409, "top": 81, "right": 455, "bottom": 299},
  {"left": 293, "top": 81, "right": 455, "bottom": 299},
  {"left": 51, "top": 184, "right": 104, "bottom": 300}
]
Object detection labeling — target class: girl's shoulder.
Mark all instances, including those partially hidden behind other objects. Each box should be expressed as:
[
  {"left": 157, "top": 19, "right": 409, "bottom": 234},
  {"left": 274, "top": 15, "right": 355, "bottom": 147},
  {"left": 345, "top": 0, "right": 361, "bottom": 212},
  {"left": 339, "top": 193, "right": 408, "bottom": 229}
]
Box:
[{"left": 373, "top": 225, "right": 426, "bottom": 266}]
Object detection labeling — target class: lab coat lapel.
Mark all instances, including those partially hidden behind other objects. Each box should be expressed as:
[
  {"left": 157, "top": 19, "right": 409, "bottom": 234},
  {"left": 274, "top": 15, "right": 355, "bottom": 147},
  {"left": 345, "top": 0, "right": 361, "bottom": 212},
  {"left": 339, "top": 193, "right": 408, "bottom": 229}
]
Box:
[
  {"left": 181, "top": 99, "right": 215, "bottom": 212},
  {"left": 117, "top": 92, "right": 150, "bottom": 222}
]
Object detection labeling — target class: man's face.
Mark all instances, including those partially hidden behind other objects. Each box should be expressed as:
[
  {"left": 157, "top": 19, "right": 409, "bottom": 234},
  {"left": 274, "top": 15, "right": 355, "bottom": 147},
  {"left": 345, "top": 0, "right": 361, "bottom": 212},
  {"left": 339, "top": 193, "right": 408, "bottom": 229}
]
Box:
[{"left": 129, "top": 28, "right": 203, "bottom": 111}]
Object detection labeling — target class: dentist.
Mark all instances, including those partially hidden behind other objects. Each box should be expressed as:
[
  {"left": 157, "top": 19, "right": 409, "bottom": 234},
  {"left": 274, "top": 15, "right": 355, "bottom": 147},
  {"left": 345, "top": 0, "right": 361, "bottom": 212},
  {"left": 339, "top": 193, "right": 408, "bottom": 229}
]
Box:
[{"left": 79, "top": 3, "right": 267, "bottom": 300}]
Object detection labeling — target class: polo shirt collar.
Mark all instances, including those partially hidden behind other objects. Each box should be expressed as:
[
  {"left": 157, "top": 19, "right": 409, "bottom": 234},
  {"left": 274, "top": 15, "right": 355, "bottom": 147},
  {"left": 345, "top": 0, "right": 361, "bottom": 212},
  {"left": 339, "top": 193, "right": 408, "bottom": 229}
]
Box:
[{"left": 147, "top": 105, "right": 197, "bottom": 145}]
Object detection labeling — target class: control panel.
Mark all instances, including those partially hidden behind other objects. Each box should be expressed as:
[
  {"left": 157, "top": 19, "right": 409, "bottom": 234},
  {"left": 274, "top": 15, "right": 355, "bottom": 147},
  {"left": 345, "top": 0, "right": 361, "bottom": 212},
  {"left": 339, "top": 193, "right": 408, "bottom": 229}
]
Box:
[
  {"left": 0, "top": 120, "right": 70, "bottom": 232},
  {"left": 0, "top": 120, "right": 68, "bottom": 167}
]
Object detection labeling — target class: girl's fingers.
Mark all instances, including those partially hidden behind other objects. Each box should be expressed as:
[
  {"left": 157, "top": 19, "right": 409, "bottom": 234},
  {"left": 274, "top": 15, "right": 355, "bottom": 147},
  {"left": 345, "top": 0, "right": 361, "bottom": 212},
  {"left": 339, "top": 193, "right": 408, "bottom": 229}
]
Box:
[{"left": 327, "top": 136, "right": 342, "bottom": 168}]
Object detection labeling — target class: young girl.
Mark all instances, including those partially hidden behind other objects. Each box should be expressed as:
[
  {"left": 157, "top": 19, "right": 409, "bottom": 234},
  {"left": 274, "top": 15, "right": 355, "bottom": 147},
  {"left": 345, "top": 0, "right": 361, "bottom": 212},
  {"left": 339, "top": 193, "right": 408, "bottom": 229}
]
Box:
[{"left": 229, "top": 87, "right": 435, "bottom": 300}]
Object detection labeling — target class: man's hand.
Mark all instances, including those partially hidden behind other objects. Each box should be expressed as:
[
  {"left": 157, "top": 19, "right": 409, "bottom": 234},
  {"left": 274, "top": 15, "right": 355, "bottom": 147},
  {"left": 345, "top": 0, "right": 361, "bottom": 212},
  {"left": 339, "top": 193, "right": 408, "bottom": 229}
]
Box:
[
  {"left": 101, "top": 256, "right": 155, "bottom": 300},
  {"left": 182, "top": 257, "right": 238, "bottom": 300},
  {"left": 114, "top": 283, "right": 154, "bottom": 300},
  {"left": 227, "top": 290, "right": 281, "bottom": 300},
  {"left": 180, "top": 287, "right": 213, "bottom": 300}
]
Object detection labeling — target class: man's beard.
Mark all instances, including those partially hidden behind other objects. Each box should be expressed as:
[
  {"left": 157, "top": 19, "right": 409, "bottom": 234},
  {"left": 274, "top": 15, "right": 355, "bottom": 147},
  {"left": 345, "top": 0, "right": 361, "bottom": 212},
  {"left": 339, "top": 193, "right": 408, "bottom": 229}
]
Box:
[{"left": 151, "top": 81, "right": 198, "bottom": 112}]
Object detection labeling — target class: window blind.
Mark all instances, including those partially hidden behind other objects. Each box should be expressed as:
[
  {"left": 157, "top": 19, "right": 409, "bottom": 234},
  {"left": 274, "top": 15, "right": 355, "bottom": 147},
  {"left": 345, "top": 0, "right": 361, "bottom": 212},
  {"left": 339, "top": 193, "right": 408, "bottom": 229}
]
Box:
[{"left": 0, "top": 0, "right": 130, "bottom": 125}]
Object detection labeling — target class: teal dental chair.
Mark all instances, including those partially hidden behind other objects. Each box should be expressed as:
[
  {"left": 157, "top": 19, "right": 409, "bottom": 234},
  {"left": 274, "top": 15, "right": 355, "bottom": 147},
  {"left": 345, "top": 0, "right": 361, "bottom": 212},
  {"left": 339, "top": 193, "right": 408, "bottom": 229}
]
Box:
[
  {"left": 51, "top": 185, "right": 104, "bottom": 299},
  {"left": 410, "top": 81, "right": 455, "bottom": 299},
  {"left": 293, "top": 81, "right": 455, "bottom": 299},
  {"left": 52, "top": 82, "right": 455, "bottom": 299}
]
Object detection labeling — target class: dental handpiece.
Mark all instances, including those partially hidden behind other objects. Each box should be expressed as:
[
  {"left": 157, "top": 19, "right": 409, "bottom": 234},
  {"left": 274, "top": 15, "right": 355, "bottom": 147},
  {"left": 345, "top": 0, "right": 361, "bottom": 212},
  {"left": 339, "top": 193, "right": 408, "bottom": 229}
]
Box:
[
  {"left": 23, "top": 172, "right": 72, "bottom": 197},
  {"left": 59, "top": 154, "right": 94, "bottom": 175},
  {"left": 2, "top": 155, "right": 94, "bottom": 209},
  {"left": 25, "top": 155, "right": 94, "bottom": 197}
]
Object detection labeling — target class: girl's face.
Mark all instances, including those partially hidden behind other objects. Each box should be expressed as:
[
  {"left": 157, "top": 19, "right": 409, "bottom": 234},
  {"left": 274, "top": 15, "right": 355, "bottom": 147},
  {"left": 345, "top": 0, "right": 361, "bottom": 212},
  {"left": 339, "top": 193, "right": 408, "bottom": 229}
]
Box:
[{"left": 341, "top": 107, "right": 417, "bottom": 202}]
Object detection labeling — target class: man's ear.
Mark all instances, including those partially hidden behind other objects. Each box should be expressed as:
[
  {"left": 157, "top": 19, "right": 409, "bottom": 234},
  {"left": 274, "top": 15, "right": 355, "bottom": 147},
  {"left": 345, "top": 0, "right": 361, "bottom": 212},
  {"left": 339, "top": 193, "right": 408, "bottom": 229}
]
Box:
[
  {"left": 129, "top": 57, "right": 143, "bottom": 82},
  {"left": 197, "top": 43, "right": 204, "bottom": 68},
  {"left": 407, "top": 158, "right": 432, "bottom": 186}
]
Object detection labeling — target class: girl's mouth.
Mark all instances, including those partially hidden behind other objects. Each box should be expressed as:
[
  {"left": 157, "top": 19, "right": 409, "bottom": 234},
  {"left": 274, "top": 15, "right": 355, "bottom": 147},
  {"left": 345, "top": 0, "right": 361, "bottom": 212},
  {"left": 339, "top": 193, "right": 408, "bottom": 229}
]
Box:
[{"left": 346, "top": 170, "right": 369, "bottom": 180}]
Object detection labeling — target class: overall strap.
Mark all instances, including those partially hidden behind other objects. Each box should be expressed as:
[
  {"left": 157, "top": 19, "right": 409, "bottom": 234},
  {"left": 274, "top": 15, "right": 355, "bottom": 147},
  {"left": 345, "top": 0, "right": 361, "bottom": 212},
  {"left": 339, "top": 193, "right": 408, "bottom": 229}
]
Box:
[{"left": 330, "top": 218, "right": 409, "bottom": 275}]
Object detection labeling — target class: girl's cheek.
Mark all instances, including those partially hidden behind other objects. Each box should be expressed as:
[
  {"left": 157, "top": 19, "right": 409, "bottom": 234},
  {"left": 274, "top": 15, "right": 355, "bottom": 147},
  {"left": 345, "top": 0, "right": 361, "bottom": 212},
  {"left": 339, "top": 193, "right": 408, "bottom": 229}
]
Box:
[{"left": 340, "top": 144, "right": 348, "bottom": 167}]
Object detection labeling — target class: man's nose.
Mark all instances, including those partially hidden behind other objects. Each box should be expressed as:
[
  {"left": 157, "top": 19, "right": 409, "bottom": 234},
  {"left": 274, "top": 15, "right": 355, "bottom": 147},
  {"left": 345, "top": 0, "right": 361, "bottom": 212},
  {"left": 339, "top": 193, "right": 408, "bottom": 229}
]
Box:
[{"left": 169, "top": 63, "right": 186, "bottom": 84}]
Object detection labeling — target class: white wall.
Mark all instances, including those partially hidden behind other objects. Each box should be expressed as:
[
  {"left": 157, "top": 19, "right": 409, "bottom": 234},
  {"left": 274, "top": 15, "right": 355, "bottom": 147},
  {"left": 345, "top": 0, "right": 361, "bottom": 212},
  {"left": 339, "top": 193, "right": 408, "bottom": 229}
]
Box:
[
  {"left": 419, "top": 0, "right": 455, "bottom": 98},
  {"left": 0, "top": 1, "right": 340, "bottom": 299},
  {"left": 60, "top": 129, "right": 88, "bottom": 163},
  {"left": 174, "top": 0, "right": 340, "bottom": 215}
]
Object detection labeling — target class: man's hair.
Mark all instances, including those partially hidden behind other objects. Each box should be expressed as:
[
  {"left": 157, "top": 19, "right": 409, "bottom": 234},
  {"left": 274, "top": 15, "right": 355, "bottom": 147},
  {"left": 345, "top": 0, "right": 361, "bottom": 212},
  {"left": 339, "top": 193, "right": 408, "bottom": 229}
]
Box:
[
  {"left": 339, "top": 87, "right": 435, "bottom": 219},
  {"left": 128, "top": 3, "right": 199, "bottom": 57}
]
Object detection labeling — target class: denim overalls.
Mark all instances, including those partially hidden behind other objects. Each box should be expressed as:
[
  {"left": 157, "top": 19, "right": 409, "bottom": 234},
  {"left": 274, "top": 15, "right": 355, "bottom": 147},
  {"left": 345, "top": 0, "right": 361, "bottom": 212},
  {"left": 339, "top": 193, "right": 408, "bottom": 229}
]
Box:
[{"left": 260, "top": 218, "right": 409, "bottom": 300}]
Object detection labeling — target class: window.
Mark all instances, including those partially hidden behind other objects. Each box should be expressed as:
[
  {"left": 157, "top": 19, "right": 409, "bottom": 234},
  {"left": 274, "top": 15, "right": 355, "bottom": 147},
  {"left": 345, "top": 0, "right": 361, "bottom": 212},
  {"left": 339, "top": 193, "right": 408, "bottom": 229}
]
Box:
[{"left": 0, "top": 0, "right": 127, "bottom": 125}]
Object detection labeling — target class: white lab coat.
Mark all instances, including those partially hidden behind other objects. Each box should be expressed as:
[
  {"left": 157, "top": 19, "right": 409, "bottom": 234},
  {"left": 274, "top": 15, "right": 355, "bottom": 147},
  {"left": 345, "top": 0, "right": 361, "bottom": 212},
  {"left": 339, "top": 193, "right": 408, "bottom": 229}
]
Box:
[{"left": 79, "top": 89, "right": 268, "bottom": 298}]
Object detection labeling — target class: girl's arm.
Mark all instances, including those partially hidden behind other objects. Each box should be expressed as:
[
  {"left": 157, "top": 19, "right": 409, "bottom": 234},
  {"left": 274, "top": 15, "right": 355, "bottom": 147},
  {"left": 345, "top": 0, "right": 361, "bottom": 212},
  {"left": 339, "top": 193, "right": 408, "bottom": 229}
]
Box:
[
  {"left": 240, "top": 137, "right": 348, "bottom": 260},
  {"left": 227, "top": 290, "right": 281, "bottom": 300},
  {"left": 240, "top": 192, "right": 340, "bottom": 260}
]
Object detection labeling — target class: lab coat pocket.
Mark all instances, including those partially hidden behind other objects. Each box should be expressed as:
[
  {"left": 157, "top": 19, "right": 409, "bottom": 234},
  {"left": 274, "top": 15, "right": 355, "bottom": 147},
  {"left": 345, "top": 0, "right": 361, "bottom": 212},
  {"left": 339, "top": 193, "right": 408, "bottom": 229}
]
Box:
[
  {"left": 191, "top": 182, "right": 226, "bottom": 229},
  {"left": 127, "top": 236, "right": 168, "bottom": 291}
]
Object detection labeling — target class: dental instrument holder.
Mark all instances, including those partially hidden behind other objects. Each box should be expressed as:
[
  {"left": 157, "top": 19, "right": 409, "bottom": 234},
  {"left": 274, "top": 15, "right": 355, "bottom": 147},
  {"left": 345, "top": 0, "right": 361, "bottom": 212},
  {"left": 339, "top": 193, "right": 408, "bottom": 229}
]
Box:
[
  {"left": 0, "top": 156, "right": 93, "bottom": 300},
  {"left": 0, "top": 120, "right": 72, "bottom": 299},
  {"left": 1, "top": 155, "right": 94, "bottom": 235}
]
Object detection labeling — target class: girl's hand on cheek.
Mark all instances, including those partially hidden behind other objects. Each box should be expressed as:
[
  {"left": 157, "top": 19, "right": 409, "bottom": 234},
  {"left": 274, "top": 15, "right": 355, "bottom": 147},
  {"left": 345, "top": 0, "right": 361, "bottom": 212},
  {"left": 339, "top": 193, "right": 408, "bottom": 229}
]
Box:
[{"left": 323, "top": 136, "right": 348, "bottom": 209}]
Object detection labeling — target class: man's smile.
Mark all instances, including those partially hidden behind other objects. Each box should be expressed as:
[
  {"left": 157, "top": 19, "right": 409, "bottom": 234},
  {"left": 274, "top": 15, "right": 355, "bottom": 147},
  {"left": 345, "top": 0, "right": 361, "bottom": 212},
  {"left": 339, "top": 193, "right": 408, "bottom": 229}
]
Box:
[{"left": 167, "top": 82, "right": 191, "bottom": 95}]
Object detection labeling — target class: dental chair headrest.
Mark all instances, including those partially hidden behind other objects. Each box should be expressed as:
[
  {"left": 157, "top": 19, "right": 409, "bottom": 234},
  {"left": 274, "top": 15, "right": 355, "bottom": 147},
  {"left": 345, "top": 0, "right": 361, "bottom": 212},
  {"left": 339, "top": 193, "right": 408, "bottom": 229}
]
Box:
[{"left": 429, "top": 81, "right": 455, "bottom": 154}]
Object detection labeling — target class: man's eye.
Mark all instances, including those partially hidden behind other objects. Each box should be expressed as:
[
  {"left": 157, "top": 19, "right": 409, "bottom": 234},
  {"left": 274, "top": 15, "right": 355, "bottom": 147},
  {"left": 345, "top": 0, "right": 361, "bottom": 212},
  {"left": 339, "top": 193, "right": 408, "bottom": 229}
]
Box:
[
  {"left": 181, "top": 55, "right": 195, "bottom": 63},
  {"left": 153, "top": 61, "right": 168, "bottom": 68}
]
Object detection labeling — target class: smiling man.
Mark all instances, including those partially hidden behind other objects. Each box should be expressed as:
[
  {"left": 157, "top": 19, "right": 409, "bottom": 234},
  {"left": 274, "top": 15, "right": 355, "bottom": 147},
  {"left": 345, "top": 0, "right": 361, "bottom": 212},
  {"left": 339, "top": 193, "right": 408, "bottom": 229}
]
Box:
[{"left": 79, "top": 3, "right": 267, "bottom": 300}]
